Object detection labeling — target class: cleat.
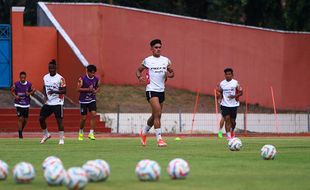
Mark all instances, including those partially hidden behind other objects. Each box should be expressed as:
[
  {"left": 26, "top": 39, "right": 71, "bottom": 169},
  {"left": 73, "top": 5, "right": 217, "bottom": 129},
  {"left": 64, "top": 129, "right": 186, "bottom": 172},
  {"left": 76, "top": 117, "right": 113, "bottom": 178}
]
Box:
[
  {"left": 88, "top": 133, "right": 96, "bottom": 140},
  {"left": 157, "top": 139, "right": 167, "bottom": 147},
  {"left": 140, "top": 130, "right": 147, "bottom": 146},
  {"left": 40, "top": 134, "right": 51, "bottom": 144},
  {"left": 218, "top": 131, "right": 223, "bottom": 139},
  {"left": 78, "top": 133, "right": 84, "bottom": 141},
  {"left": 59, "top": 139, "right": 64, "bottom": 145}
]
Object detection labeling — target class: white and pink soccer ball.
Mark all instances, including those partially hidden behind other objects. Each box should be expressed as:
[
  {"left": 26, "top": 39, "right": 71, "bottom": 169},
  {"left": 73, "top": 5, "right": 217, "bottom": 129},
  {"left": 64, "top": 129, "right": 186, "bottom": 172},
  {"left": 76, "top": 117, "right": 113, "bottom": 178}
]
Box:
[
  {"left": 82, "top": 159, "right": 110, "bottom": 182},
  {"left": 167, "top": 158, "right": 190, "bottom": 179},
  {"left": 228, "top": 137, "right": 242, "bottom": 151},
  {"left": 135, "top": 159, "right": 161, "bottom": 181},
  {"left": 65, "top": 167, "right": 88, "bottom": 190},
  {"left": 42, "top": 156, "right": 63, "bottom": 171},
  {"left": 261, "top": 145, "right": 277, "bottom": 160},
  {"left": 13, "top": 162, "right": 35, "bottom": 183},
  {"left": 0, "top": 160, "right": 9, "bottom": 180}
]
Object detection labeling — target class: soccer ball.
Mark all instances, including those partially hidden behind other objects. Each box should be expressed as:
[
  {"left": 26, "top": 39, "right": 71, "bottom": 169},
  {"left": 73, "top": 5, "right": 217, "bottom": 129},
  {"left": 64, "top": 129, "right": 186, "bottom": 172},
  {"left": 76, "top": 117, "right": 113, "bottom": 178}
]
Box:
[
  {"left": 228, "top": 137, "right": 242, "bottom": 151},
  {"left": 135, "top": 159, "right": 161, "bottom": 181},
  {"left": 261, "top": 145, "right": 277, "bottom": 160},
  {"left": 13, "top": 162, "right": 35, "bottom": 183},
  {"left": 167, "top": 158, "right": 190, "bottom": 179},
  {"left": 65, "top": 167, "right": 88, "bottom": 190},
  {"left": 42, "top": 156, "right": 62, "bottom": 171},
  {"left": 44, "top": 163, "right": 67, "bottom": 186},
  {"left": 82, "top": 159, "right": 110, "bottom": 182},
  {"left": 0, "top": 160, "right": 9, "bottom": 180}
]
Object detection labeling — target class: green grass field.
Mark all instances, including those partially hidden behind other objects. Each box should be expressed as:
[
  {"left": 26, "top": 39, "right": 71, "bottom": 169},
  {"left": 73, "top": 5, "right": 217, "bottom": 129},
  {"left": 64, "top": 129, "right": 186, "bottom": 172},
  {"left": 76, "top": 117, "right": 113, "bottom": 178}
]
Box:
[{"left": 0, "top": 137, "right": 310, "bottom": 190}]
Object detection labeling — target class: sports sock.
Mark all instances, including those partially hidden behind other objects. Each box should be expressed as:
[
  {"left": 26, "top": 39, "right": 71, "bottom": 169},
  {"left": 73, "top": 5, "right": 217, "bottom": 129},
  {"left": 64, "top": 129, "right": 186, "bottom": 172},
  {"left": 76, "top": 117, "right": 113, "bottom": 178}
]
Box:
[
  {"left": 59, "top": 131, "right": 64, "bottom": 140},
  {"left": 226, "top": 132, "right": 231, "bottom": 138},
  {"left": 18, "top": 130, "right": 23, "bottom": 138},
  {"left": 142, "top": 125, "right": 151, "bottom": 135},
  {"left": 79, "top": 129, "right": 84, "bottom": 134},
  {"left": 89, "top": 129, "right": 94, "bottom": 135},
  {"left": 43, "top": 129, "right": 49, "bottom": 136},
  {"left": 155, "top": 128, "right": 162, "bottom": 141}
]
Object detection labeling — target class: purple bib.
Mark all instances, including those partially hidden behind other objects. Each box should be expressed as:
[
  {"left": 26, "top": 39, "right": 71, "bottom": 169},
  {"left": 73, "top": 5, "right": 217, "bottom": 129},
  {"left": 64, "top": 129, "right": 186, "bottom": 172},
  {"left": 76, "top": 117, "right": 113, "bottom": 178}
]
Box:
[
  {"left": 14, "top": 81, "right": 32, "bottom": 106},
  {"left": 79, "top": 75, "right": 99, "bottom": 103}
]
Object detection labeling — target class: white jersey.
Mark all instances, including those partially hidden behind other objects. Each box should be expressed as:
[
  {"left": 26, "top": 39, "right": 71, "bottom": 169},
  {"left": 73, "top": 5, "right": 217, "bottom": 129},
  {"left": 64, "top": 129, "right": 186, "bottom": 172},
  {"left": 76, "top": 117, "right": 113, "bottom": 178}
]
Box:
[
  {"left": 142, "top": 55, "right": 171, "bottom": 92},
  {"left": 43, "top": 73, "right": 66, "bottom": 105},
  {"left": 220, "top": 79, "right": 240, "bottom": 107}
]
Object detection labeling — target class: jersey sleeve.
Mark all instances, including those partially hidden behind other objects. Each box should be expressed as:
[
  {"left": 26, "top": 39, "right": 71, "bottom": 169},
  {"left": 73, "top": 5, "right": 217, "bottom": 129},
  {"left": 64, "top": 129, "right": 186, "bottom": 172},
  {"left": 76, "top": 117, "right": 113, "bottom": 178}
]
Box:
[
  {"left": 141, "top": 59, "right": 146, "bottom": 67},
  {"left": 168, "top": 58, "right": 172, "bottom": 67}
]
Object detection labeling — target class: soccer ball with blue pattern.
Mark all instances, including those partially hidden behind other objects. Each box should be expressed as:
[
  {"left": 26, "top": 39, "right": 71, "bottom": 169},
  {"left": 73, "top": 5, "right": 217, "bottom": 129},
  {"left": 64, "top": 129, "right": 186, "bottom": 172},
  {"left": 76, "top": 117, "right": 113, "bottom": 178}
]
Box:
[
  {"left": 65, "top": 167, "right": 88, "bottom": 190},
  {"left": 167, "top": 158, "right": 190, "bottom": 179},
  {"left": 44, "top": 163, "right": 67, "bottom": 186},
  {"left": 135, "top": 159, "right": 161, "bottom": 181},
  {"left": 0, "top": 160, "right": 9, "bottom": 180},
  {"left": 82, "top": 159, "right": 110, "bottom": 182},
  {"left": 13, "top": 162, "right": 35, "bottom": 183},
  {"left": 261, "top": 145, "right": 277, "bottom": 160},
  {"left": 42, "top": 156, "right": 62, "bottom": 171},
  {"left": 228, "top": 137, "right": 242, "bottom": 151}
]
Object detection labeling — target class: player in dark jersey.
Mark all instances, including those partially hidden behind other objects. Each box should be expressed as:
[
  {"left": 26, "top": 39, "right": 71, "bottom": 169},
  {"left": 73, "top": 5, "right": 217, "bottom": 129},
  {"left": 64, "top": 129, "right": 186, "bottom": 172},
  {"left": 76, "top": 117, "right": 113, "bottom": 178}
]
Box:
[
  {"left": 77, "top": 65, "right": 100, "bottom": 140},
  {"left": 10, "top": 71, "right": 35, "bottom": 139}
]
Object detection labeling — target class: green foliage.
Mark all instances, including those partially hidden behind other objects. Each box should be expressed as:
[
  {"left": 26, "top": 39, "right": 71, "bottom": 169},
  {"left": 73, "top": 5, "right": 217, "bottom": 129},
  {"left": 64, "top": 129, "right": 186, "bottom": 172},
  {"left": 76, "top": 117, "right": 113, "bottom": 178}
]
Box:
[{"left": 0, "top": 0, "right": 309, "bottom": 31}]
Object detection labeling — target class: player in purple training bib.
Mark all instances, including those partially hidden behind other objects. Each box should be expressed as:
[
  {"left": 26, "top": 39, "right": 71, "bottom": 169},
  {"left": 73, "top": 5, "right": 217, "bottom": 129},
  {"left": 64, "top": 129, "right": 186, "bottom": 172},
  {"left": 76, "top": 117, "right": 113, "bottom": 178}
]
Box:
[
  {"left": 10, "top": 71, "right": 35, "bottom": 139},
  {"left": 77, "top": 65, "right": 100, "bottom": 141}
]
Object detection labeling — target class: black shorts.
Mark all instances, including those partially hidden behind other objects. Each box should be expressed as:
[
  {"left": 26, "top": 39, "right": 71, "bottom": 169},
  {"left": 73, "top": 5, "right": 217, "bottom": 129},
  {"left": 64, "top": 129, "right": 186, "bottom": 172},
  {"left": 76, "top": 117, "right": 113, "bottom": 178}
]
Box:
[
  {"left": 40, "top": 105, "right": 63, "bottom": 119},
  {"left": 80, "top": 102, "right": 97, "bottom": 115},
  {"left": 16, "top": 107, "right": 29, "bottom": 118},
  {"left": 146, "top": 91, "right": 165, "bottom": 103},
  {"left": 221, "top": 105, "right": 238, "bottom": 119}
]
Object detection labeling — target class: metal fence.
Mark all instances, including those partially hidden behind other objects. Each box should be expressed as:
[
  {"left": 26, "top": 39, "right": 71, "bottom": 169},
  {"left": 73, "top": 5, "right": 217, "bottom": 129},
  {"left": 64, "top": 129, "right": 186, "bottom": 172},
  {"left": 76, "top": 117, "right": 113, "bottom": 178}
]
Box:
[{"left": 99, "top": 111, "right": 310, "bottom": 134}]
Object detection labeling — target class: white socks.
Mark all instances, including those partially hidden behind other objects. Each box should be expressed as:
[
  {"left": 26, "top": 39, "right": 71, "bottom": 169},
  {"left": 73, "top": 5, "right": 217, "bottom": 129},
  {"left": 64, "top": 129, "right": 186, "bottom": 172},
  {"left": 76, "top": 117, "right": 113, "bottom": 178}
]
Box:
[
  {"left": 59, "top": 131, "right": 64, "bottom": 140},
  {"left": 142, "top": 125, "right": 151, "bottom": 135},
  {"left": 155, "top": 128, "right": 162, "bottom": 141},
  {"left": 226, "top": 132, "right": 231, "bottom": 138},
  {"left": 43, "top": 129, "right": 49, "bottom": 136},
  {"left": 79, "top": 129, "right": 84, "bottom": 134},
  {"left": 89, "top": 129, "right": 94, "bottom": 135}
]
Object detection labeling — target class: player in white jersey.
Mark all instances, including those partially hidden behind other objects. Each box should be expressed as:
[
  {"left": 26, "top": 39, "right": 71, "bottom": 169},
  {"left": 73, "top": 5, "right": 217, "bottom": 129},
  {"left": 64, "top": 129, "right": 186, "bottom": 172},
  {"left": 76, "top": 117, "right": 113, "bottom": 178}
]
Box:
[
  {"left": 39, "top": 60, "right": 66, "bottom": 145},
  {"left": 217, "top": 68, "right": 242, "bottom": 140},
  {"left": 136, "top": 39, "right": 174, "bottom": 147}
]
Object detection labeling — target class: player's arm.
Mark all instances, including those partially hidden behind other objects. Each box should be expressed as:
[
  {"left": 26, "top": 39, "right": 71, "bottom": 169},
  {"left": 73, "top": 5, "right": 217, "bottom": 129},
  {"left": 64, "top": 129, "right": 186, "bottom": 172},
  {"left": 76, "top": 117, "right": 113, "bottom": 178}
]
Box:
[
  {"left": 92, "top": 79, "right": 100, "bottom": 94},
  {"left": 235, "top": 84, "right": 243, "bottom": 98},
  {"left": 26, "top": 85, "right": 36, "bottom": 96},
  {"left": 166, "top": 66, "right": 174, "bottom": 78},
  {"left": 10, "top": 84, "right": 19, "bottom": 100},
  {"left": 48, "top": 78, "right": 66, "bottom": 95},
  {"left": 136, "top": 64, "right": 146, "bottom": 83},
  {"left": 216, "top": 84, "right": 223, "bottom": 103},
  {"left": 77, "top": 77, "right": 92, "bottom": 92}
]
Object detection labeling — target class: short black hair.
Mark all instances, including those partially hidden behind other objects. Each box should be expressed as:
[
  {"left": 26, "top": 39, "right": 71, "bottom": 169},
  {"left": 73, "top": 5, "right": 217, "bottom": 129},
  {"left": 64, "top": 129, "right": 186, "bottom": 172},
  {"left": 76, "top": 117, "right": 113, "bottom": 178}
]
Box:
[
  {"left": 20, "top": 71, "right": 26, "bottom": 76},
  {"left": 224, "top": 68, "right": 233, "bottom": 74},
  {"left": 49, "top": 59, "right": 56, "bottom": 65},
  {"left": 150, "top": 39, "right": 162, "bottom": 47},
  {"left": 87, "top": 64, "right": 97, "bottom": 73}
]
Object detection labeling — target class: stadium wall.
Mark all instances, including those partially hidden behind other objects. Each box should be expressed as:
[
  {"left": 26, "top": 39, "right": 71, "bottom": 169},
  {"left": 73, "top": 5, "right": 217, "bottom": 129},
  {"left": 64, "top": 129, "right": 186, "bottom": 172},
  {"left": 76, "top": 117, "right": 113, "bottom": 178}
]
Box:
[
  {"left": 11, "top": 7, "right": 86, "bottom": 102},
  {"left": 11, "top": 7, "right": 57, "bottom": 90},
  {"left": 44, "top": 3, "right": 310, "bottom": 110}
]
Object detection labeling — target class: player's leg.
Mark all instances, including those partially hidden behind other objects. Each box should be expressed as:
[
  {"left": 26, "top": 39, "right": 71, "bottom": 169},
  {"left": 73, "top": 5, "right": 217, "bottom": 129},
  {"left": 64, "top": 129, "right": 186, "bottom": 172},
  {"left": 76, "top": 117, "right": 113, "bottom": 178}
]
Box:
[
  {"left": 224, "top": 115, "right": 232, "bottom": 140},
  {"left": 140, "top": 92, "right": 153, "bottom": 146},
  {"left": 79, "top": 103, "right": 87, "bottom": 140},
  {"left": 16, "top": 107, "right": 24, "bottom": 138},
  {"left": 20, "top": 108, "right": 29, "bottom": 138},
  {"left": 218, "top": 116, "right": 225, "bottom": 138},
  {"left": 54, "top": 105, "right": 65, "bottom": 145},
  {"left": 88, "top": 102, "right": 97, "bottom": 140},
  {"left": 151, "top": 92, "right": 166, "bottom": 147},
  {"left": 39, "top": 105, "right": 52, "bottom": 144},
  {"left": 230, "top": 107, "right": 238, "bottom": 138}
]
